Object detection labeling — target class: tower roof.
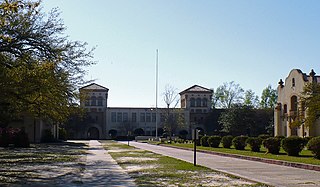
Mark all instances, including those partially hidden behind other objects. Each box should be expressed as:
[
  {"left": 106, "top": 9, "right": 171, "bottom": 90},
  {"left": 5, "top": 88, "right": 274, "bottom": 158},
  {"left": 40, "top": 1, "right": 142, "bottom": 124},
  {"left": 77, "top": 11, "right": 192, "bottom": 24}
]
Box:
[{"left": 179, "top": 85, "right": 213, "bottom": 95}]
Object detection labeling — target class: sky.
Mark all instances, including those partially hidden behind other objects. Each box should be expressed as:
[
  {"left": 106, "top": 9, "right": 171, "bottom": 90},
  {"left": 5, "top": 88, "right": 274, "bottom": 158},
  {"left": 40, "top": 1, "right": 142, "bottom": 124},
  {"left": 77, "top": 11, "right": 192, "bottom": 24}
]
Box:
[{"left": 42, "top": 0, "right": 320, "bottom": 108}]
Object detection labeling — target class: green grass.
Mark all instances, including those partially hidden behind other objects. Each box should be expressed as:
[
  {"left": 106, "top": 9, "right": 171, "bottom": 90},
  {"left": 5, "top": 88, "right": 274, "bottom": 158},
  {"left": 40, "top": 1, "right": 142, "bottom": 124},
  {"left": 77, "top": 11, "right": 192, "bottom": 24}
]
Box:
[
  {"left": 163, "top": 142, "right": 320, "bottom": 166},
  {"left": 100, "top": 140, "right": 267, "bottom": 187}
]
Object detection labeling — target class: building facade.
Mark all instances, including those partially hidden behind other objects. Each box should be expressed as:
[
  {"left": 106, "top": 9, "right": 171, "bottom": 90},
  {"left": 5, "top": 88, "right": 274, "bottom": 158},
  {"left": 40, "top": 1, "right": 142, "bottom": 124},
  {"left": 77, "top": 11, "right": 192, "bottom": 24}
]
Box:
[
  {"left": 274, "top": 69, "right": 320, "bottom": 137},
  {"left": 77, "top": 83, "right": 212, "bottom": 139}
]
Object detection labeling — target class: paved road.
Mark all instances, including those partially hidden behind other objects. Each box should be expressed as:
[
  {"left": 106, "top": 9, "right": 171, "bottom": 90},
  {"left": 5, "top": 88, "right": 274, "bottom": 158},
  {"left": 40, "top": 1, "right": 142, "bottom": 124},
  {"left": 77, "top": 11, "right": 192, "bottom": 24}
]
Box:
[
  {"left": 82, "top": 140, "right": 136, "bottom": 187},
  {"left": 126, "top": 141, "right": 320, "bottom": 187}
]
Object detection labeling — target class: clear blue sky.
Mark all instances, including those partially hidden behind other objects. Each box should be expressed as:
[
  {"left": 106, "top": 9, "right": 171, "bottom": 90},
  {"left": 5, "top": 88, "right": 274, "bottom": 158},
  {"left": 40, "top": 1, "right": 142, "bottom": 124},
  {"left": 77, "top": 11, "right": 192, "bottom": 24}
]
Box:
[{"left": 42, "top": 0, "right": 320, "bottom": 107}]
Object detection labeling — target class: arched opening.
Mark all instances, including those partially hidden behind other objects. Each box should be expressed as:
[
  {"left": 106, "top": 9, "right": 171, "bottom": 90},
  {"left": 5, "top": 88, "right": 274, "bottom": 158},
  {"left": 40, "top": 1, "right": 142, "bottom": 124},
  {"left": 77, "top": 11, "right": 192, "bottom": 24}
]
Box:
[
  {"left": 97, "top": 96, "right": 103, "bottom": 106},
  {"left": 91, "top": 96, "right": 96, "bottom": 106},
  {"left": 87, "top": 127, "right": 99, "bottom": 139},
  {"left": 292, "top": 78, "right": 295, "bottom": 87},
  {"left": 202, "top": 98, "right": 208, "bottom": 107},
  {"left": 290, "top": 96, "right": 298, "bottom": 112}
]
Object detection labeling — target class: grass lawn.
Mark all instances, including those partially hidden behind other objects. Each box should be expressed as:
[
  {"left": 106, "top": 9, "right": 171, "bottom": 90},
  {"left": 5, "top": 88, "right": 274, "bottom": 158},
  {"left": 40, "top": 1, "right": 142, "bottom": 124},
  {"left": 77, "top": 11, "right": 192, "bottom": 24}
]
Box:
[
  {"left": 161, "top": 142, "right": 320, "bottom": 166},
  {"left": 0, "top": 141, "right": 87, "bottom": 185},
  {"left": 100, "top": 140, "right": 268, "bottom": 187}
]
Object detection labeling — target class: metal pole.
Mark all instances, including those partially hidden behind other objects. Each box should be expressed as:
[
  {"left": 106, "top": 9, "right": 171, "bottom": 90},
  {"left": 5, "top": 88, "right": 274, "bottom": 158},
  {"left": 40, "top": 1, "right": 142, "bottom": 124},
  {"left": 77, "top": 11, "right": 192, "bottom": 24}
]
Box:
[
  {"left": 194, "top": 129, "right": 197, "bottom": 166},
  {"left": 155, "top": 49, "right": 159, "bottom": 139}
]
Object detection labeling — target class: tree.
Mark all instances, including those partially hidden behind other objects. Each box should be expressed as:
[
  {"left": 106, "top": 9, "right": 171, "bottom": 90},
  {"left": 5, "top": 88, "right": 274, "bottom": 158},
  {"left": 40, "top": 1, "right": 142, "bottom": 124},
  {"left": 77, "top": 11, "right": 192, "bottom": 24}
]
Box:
[
  {"left": 300, "top": 82, "right": 320, "bottom": 127},
  {"left": 0, "top": 0, "right": 94, "bottom": 126},
  {"left": 162, "top": 84, "right": 183, "bottom": 137},
  {"left": 243, "top": 89, "right": 259, "bottom": 108},
  {"left": 214, "top": 81, "right": 244, "bottom": 108},
  {"left": 260, "top": 85, "right": 277, "bottom": 109}
]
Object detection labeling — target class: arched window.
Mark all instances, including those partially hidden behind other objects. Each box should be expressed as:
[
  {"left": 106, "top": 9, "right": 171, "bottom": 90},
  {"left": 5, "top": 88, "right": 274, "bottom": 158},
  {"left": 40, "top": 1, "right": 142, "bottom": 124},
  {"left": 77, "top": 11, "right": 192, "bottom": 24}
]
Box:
[
  {"left": 292, "top": 78, "right": 295, "bottom": 87},
  {"left": 190, "top": 98, "right": 195, "bottom": 107},
  {"left": 283, "top": 104, "right": 287, "bottom": 114},
  {"left": 97, "top": 96, "right": 103, "bottom": 106},
  {"left": 291, "top": 96, "right": 298, "bottom": 111},
  {"left": 196, "top": 98, "right": 201, "bottom": 107},
  {"left": 202, "top": 98, "right": 208, "bottom": 107},
  {"left": 91, "top": 96, "right": 96, "bottom": 106}
]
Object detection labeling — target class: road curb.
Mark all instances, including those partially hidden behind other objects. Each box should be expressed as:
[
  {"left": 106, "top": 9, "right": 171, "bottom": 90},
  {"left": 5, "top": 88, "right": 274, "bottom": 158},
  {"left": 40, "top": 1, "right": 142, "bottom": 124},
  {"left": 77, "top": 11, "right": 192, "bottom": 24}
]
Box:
[{"left": 159, "top": 144, "right": 320, "bottom": 172}]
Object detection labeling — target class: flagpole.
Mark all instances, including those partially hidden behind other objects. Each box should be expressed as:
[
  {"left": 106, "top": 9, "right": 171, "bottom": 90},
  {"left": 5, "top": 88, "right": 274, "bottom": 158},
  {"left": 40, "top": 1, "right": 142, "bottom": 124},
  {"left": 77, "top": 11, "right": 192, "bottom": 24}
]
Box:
[{"left": 155, "top": 49, "right": 159, "bottom": 138}]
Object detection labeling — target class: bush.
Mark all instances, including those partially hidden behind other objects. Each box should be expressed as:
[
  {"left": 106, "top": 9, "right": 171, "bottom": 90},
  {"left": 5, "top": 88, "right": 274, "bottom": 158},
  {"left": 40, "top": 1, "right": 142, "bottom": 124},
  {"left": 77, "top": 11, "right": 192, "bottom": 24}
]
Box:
[
  {"left": 246, "top": 137, "right": 262, "bottom": 152},
  {"left": 281, "top": 136, "right": 305, "bottom": 156},
  {"left": 275, "top": 135, "right": 286, "bottom": 141},
  {"left": 41, "top": 129, "right": 56, "bottom": 143},
  {"left": 13, "top": 129, "right": 30, "bottom": 148},
  {"left": 59, "top": 128, "right": 68, "bottom": 141},
  {"left": 258, "top": 134, "right": 270, "bottom": 140},
  {"left": 200, "top": 136, "right": 210, "bottom": 147},
  {"left": 207, "top": 136, "right": 221, "bottom": 148},
  {"left": 307, "top": 136, "right": 320, "bottom": 159},
  {"left": 232, "top": 136, "right": 248, "bottom": 150},
  {"left": 303, "top": 136, "right": 313, "bottom": 146},
  {"left": 263, "top": 137, "right": 281, "bottom": 154},
  {"left": 221, "top": 135, "right": 233, "bottom": 148}
]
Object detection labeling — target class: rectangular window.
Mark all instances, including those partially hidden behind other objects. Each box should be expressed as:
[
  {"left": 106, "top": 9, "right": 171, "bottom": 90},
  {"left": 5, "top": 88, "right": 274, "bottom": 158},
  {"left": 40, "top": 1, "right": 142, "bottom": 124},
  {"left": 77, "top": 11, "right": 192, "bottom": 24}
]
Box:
[
  {"left": 152, "top": 113, "right": 156, "bottom": 122},
  {"left": 146, "top": 113, "right": 151, "bottom": 122},
  {"left": 117, "top": 112, "right": 122, "bottom": 122},
  {"left": 140, "top": 113, "right": 145, "bottom": 122},
  {"left": 111, "top": 112, "right": 116, "bottom": 122},
  {"left": 160, "top": 113, "right": 165, "bottom": 122},
  {"left": 132, "top": 113, "right": 137, "bottom": 122},
  {"left": 123, "top": 112, "right": 128, "bottom": 122}
]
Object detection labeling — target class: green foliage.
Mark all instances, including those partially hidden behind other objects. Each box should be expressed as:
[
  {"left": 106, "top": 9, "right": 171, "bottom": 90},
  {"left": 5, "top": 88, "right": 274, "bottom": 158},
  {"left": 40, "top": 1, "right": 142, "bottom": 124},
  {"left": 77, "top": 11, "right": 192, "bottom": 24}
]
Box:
[
  {"left": 232, "top": 136, "right": 248, "bottom": 150},
  {"left": 213, "top": 81, "right": 244, "bottom": 109},
  {"left": 246, "top": 137, "right": 262, "bottom": 152},
  {"left": 200, "top": 136, "right": 210, "bottom": 147},
  {"left": 307, "top": 136, "right": 320, "bottom": 159},
  {"left": 41, "top": 129, "right": 56, "bottom": 143},
  {"left": 260, "top": 85, "right": 277, "bottom": 109},
  {"left": 258, "top": 134, "right": 270, "bottom": 140},
  {"left": 221, "top": 135, "right": 233, "bottom": 148},
  {"left": 207, "top": 136, "right": 221, "bottom": 148},
  {"left": 0, "top": 0, "right": 94, "bottom": 126},
  {"left": 281, "top": 136, "right": 305, "bottom": 156},
  {"left": 300, "top": 82, "right": 320, "bottom": 127},
  {"left": 59, "top": 128, "right": 68, "bottom": 141},
  {"left": 263, "top": 137, "right": 281, "bottom": 154},
  {"left": 243, "top": 89, "right": 259, "bottom": 108},
  {"left": 303, "top": 136, "right": 313, "bottom": 146}
]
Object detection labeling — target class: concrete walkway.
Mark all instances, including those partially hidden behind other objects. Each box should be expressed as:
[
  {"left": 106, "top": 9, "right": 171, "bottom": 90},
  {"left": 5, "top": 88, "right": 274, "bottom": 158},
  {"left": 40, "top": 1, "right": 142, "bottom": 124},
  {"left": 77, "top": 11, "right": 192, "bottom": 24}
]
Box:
[
  {"left": 126, "top": 141, "right": 320, "bottom": 187},
  {"left": 82, "top": 140, "right": 136, "bottom": 187}
]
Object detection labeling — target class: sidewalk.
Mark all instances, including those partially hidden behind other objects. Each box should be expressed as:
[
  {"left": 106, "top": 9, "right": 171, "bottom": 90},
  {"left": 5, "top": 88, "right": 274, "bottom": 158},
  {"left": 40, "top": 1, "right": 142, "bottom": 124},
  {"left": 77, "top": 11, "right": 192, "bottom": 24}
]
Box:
[
  {"left": 82, "top": 140, "right": 136, "bottom": 187},
  {"left": 126, "top": 141, "right": 320, "bottom": 187}
]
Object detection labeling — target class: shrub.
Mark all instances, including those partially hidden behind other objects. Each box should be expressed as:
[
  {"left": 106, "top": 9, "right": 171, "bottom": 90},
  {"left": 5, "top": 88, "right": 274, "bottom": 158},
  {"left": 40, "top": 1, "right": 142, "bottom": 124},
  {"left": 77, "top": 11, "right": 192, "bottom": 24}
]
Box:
[
  {"left": 13, "top": 129, "right": 30, "bottom": 148},
  {"left": 221, "top": 135, "right": 233, "bottom": 148},
  {"left": 258, "top": 134, "right": 270, "bottom": 140},
  {"left": 263, "top": 137, "right": 281, "bottom": 154},
  {"left": 307, "top": 136, "right": 320, "bottom": 159},
  {"left": 281, "top": 136, "right": 305, "bottom": 156},
  {"left": 275, "top": 135, "right": 286, "bottom": 141},
  {"left": 303, "top": 136, "right": 313, "bottom": 146},
  {"left": 59, "top": 128, "right": 68, "bottom": 141},
  {"left": 232, "top": 136, "right": 248, "bottom": 150},
  {"left": 246, "top": 137, "right": 262, "bottom": 152},
  {"left": 207, "top": 136, "right": 221, "bottom": 148},
  {"left": 200, "top": 136, "right": 210, "bottom": 147},
  {"left": 41, "top": 129, "right": 56, "bottom": 143}
]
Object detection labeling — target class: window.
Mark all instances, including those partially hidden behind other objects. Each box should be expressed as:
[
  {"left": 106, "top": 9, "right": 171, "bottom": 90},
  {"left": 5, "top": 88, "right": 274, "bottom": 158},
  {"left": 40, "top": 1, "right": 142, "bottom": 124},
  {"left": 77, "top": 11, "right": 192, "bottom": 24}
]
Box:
[
  {"left": 132, "top": 113, "right": 137, "bottom": 122},
  {"left": 123, "top": 113, "right": 128, "bottom": 122},
  {"left": 140, "top": 113, "right": 145, "bottom": 122},
  {"left": 196, "top": 98, "right": 201, "bottom": 107},
  {"left": 202, "top": 98, "right": 208, "bottom": 107},
  {"left": 117, "top": 112, "right": 122, "bottom": 122},
  {"left": 152, "top": 113, "right": 156, "bottom": 122},
  {"left": 160, "top": 113, "right": 165, "bottom": 122},
  {"left": 283, "top": 104, "right": 287, "bottom": 114},
  {"left": 292, "top": 78, "right": 295, "bottom": 87},
  {"left": 91, "top": 96, "right": 96, "bottom": 106},
  {"left": 190, "top": 98, "right": 195, "bottom": 107},
  {"left": 196, "top": 109, "right": 202, "bottom": 113},
  {"left": 111, "top": 112, "right": 116, "bottom": 122},
  {"left": 97, "top": 96, "right": 103, "bottom": 106},
  {"left": 146, "top": 113, "right": 151, "bottom": 122}
]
